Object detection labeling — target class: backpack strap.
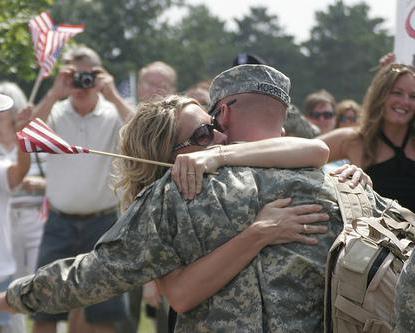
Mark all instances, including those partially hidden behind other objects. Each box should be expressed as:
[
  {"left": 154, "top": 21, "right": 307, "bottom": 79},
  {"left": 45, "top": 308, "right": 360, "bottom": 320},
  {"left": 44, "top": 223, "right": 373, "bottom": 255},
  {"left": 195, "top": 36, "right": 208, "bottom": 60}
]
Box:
[
  {"left": 328, "top": 176, "right": 373, "bottom": 224},
  {"left": 359, "top": 217, "right": 411, "bottom": 261},
  {"left": 325, "top": 176, "right": 376, "bottom": 333},
  {"left": 335, "top": 295, "right": 393, "bottom": 331}
]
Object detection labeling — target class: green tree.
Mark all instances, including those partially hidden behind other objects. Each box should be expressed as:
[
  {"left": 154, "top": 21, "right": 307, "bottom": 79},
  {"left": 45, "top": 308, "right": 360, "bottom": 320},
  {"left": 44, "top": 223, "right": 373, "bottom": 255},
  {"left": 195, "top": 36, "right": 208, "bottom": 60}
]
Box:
[
  {"left": 163, "top": 4, "right": 234, "bottom": 90},
  {"left": 303, "top": 0, "right": 393, "bottom": 103},
  {"left": 0, "top": 0, "right": 53, "bottom": 87},
  {"left": 232, "top": 6, "right": 309, "bottom": 104},
  {"left": 51, "top": 0, "right": 179, "bottom": 82}
]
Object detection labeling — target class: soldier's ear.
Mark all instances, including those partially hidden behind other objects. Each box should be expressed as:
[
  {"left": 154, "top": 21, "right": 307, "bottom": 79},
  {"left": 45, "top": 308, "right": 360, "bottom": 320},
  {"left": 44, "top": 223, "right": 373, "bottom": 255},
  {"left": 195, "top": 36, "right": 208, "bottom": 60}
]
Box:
[{"left": 221, "top": 104, "right": 232, "bottom": 128}]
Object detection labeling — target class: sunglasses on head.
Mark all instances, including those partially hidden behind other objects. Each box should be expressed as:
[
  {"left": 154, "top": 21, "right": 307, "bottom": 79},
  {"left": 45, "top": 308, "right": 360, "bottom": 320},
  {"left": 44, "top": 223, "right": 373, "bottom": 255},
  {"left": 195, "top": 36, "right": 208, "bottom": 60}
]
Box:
[
  {"left": 309, "top": 111, "right": 335, "bottom": 120},
  {"left": 389, "top": 63, "right": 414, "bottom": 74},
  {"left": 210, "top": 99, "right": 237, "bottom": 132},
  {"left": 173, "top": 123, "right": 215, "bottom": 151}
]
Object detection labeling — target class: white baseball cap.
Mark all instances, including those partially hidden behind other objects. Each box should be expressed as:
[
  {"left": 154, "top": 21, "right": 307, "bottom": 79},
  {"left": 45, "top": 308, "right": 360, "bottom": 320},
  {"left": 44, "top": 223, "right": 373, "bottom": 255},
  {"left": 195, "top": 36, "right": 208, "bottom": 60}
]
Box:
[{"left": 0, "top": 93, "right": 13, "bottom": 112}]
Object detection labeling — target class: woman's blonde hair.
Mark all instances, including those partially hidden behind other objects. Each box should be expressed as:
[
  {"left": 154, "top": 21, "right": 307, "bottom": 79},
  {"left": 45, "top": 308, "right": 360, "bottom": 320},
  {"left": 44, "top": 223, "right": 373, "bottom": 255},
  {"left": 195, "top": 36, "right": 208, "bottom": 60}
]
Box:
[
  {"left": 113, "top": 95, "right": 198, "bottom": 210},
  {"left": 358, "top": 63, "right": 415, "bottom": 168}
]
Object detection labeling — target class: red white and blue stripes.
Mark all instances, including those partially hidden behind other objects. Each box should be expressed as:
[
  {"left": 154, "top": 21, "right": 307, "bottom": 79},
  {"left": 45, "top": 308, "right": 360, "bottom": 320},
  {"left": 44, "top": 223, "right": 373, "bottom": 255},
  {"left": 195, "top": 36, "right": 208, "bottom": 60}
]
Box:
[
  {"left": 17, "top": 118, "right": 89, "bottom": 154},
  {"left": 29, "top": 12, "right": 84, "bottom": 77}
]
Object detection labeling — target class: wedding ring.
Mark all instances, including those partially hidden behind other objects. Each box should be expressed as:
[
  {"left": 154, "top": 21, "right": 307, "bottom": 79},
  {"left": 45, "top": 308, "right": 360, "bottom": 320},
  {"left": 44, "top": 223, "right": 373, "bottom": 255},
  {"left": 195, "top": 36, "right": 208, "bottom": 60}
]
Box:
[
  {"left": 303, "top": 224, "right": 308, "bottom": 233},
  {"left": 187, "top": 171, "right": 196, "bottom": 175}
]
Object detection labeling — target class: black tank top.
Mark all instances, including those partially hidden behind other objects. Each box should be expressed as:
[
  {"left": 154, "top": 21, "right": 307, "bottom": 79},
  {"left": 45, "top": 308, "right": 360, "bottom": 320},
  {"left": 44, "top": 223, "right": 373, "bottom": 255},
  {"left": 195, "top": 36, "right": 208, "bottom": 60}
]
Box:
[{"left": 365, "top": 130, "right": 415, "bottom": 212}]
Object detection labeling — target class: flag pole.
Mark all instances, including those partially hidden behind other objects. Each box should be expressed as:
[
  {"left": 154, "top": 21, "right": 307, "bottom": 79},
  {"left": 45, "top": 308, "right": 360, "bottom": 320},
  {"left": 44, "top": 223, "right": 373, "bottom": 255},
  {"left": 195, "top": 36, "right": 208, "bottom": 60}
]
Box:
[
  {"left": 29, "top": 69, "right": 44, "bottom": 104},
  {"left": 88, "top": 149, "right": 173, "bottom": 168}
]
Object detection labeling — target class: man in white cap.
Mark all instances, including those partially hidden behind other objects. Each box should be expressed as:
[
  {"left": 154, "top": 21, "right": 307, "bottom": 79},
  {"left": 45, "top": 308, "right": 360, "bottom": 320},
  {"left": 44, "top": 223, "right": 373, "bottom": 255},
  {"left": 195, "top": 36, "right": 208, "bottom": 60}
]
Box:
[{"left": 0, "top": 93, "right": 31, "bottom": 333}]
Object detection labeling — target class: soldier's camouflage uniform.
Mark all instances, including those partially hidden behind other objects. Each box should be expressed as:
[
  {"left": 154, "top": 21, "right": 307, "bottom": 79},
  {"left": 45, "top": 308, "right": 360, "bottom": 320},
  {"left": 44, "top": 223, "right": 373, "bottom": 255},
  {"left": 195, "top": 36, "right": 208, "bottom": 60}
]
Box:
[
  {"left": 284, "top": 104, "right": 321, "bottom": 139},
  {"left": 394, "top": 251, "right": 415, "bottom": 332},
  {"left": 7, "top": 166, "right": 344, "bottom": 332}
]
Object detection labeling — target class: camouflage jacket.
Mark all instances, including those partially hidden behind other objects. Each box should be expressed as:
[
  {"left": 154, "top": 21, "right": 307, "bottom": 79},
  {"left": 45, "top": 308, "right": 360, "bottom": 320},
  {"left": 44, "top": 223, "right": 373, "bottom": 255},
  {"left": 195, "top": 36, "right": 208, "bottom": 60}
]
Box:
[
  {"left": 394, "top": 251, "right": 415, "bottom": 332},
  {"left": 8, "top": 167, "right": 345, "bottom": 332}
]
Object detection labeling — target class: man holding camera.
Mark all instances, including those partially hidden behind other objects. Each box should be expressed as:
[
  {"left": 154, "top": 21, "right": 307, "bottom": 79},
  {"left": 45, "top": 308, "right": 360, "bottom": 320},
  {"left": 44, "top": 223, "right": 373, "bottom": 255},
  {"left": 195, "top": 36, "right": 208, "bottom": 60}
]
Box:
[{"left": 31, "top": 45, "right": 133, "bottom": 333}]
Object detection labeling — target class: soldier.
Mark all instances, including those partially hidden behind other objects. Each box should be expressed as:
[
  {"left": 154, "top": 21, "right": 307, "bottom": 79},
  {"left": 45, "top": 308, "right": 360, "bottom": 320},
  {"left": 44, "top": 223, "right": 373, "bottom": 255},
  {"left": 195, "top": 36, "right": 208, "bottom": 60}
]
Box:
[{"left": 1, "top": 65, "right": 371, "bottom": 332}]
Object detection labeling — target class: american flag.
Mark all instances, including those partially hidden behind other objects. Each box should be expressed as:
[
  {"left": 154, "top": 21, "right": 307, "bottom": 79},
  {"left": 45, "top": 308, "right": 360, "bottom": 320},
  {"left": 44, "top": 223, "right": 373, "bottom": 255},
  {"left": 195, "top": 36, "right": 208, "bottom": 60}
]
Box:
[
  {"left": 17, "top": 118, "right": 89, "bottom": 154},
  {"left": 29, "top": 12, "right": 84, "bottom": 77},
  {"left": 17, "top": 118, "right": 174, "bottom": 168}
]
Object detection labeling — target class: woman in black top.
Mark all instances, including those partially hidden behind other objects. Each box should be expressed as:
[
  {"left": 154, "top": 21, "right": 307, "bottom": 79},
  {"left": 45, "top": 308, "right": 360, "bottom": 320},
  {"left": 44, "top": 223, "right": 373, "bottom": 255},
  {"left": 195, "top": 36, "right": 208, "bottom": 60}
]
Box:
[{"left": 320, "top": 63, "right": 415, "bottom": 212}]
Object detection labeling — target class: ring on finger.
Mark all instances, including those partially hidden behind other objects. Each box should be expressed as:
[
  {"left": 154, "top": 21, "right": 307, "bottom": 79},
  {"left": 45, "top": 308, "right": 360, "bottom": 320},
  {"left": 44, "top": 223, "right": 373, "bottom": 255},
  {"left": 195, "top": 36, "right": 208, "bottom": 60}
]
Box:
[
  {"left": 187, "top": 171, "right": 196, "bottom": 175},
  {"left": 303, "top": 224, "right": 308, "bottom": 233}
]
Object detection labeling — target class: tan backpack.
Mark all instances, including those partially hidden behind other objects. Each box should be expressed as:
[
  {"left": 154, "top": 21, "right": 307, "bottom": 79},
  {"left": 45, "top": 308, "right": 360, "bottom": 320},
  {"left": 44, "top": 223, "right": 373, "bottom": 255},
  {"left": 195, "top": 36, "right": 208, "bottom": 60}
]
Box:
[{"left": 324, "top": 177, "right": 415, "bottom": 333}]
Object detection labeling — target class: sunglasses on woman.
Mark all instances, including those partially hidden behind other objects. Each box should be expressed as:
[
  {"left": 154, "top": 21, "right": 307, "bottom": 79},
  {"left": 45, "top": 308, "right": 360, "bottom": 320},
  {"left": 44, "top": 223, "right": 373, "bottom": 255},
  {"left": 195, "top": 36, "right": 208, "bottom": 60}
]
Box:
[{"left": 173, "top": 123, "right": 215, "bottom": 151}]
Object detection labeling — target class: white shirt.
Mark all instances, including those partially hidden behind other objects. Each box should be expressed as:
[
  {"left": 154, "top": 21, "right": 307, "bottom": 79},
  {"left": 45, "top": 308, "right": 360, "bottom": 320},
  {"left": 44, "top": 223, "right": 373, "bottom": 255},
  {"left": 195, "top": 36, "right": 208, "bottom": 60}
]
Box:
[
  {"left": 0, "top": 146, "right": 46, "bottom": 207},
  {"left": 46, "top": 95, "right": 123, "bottom": 214},
  {"left": 0, "top": 157, "right": 16, "bottom": 282}
]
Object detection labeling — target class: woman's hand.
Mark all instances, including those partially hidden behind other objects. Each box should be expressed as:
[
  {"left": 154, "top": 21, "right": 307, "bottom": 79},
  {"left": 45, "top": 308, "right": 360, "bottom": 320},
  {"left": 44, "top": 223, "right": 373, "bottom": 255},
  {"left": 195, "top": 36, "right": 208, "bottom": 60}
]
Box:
[
  {"left": 379, "top": 52, "right": 396, "bottom": 68},
  {"left": 0, "top": 292, "right": 15, "bottom": 313},
  {"left": 172, "top": 147, "right": 222, "bottom": 200},
  {"left": 252, "top": 198, "right": 329, "bottom": 246},
  {"left": 330, "top": 163, "right": 373, "bottom": 188}
]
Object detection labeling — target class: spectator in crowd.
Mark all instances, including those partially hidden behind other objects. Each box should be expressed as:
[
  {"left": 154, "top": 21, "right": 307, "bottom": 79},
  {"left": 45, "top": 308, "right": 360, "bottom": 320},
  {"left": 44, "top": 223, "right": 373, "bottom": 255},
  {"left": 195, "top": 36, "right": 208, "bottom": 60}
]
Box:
[
  {"left": 335, "top": 99, "right": 362, "bottom": 128},
  {"left": 30, "top": 45, "right": 133, "bottom": 333},
  {"left": 319, "top": 63, "right": 415, "bottom": 212},
  {"left": 137, "top": 61, "right": 177, "bottom": 102},
  {"left": 320, "top": 99, "right": 362, "bottom": 173},
  {"left": 1, "top": 65, "right": 372, "bottom": 333},
  {"left": 304, "top": 89, "right": 337, "bottom": 134},
  {"left": 0, "top": 82, "right": 46, "bottom": 280},
  {"left": 0, "top": 93, "right": 31, "bottom": 333},
  {"left": 372, "top": 53, "right": 415, "bottom": 333},
  {"left": 0, "top": 82, "right": 46, "bottom": 333},
  {"left": 185, "top": 81, "right": 210, "bottom": 110}
]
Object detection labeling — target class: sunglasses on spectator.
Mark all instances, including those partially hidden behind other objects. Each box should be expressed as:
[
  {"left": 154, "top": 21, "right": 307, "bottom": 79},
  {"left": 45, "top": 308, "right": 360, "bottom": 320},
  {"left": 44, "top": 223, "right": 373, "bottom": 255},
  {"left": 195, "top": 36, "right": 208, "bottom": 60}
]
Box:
[
  {"left": 309, "top": 111, "right": 335, "bottom": 120},
  {"left": 210, "top": 99, "right": 237, "bottom": 132},
  {"left": 173, "top": 123, "right": 215, "bottom": 151},
  {"left": 339, "top": 115, "right": 357, "bottom": 123}
]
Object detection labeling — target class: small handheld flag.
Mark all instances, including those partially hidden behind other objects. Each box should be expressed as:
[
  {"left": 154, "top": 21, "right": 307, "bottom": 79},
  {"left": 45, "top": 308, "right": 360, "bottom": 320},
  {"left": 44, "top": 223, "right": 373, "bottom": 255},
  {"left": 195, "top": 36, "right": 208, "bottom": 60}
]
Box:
[
  {"left": 28, "top": 12, "right": 85, "bottom": 103},
  {"left": 17, "top": 118, "right": 173, "bottom": 168},
  {"left": 29, "top": 12, "right": 84, "bottom": 77}
]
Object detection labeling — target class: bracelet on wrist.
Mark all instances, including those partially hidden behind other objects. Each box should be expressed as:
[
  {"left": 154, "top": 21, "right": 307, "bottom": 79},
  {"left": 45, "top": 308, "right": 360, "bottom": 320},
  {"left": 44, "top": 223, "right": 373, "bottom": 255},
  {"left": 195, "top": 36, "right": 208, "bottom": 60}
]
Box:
[{"left": 217, "top": 145, "right": 228, "bottom": 165}]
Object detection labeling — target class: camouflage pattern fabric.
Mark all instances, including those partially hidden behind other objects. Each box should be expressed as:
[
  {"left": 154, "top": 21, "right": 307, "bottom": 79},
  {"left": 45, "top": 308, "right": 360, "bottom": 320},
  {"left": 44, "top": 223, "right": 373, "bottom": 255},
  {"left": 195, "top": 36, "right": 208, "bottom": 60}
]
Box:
[
  {"left": 284, "top": 104, "right": 321, "bottom": 139},
  {"left": 394, "top": 251, "right": 415, "bottom": 332},
  {"left": 8, "top": 166, "right": 347, "bottom": 332},
  {"left": 208, "top": 64, "right": 291, "bottom": 112}
]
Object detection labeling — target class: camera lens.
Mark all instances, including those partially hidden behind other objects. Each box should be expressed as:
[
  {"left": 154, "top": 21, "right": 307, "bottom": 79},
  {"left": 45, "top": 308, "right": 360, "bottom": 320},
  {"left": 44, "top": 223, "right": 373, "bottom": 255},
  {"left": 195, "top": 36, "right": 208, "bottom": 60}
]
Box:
[{"left": 73, "top": 72, "right": 95, "bottom": 89}]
